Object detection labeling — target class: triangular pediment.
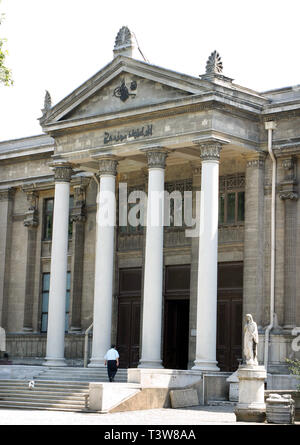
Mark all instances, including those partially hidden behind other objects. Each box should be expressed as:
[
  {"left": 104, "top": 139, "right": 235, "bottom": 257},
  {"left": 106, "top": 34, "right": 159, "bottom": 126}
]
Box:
[
  {"left": 63, "top": 73, "right": 193, "bottom": 121},
  {"left": 40, "top": 56, "right": 207, "bottom": 127}
]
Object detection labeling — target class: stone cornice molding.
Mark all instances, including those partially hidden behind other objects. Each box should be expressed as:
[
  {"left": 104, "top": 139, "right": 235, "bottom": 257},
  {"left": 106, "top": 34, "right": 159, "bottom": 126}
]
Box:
[{"left": 49, "top": 161, "right": 73, "bottom": 183}]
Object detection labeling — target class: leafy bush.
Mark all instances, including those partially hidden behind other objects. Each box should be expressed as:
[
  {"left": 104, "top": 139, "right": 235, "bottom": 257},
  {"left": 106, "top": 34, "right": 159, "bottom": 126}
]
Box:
[{"left": 286, "top": 358, "right": 300, "bottom": 390}]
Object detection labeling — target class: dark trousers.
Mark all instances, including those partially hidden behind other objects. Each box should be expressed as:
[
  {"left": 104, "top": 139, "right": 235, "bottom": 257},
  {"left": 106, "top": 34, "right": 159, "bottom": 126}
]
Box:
[{"left": 107, "top": 360, "right": 118, "bottom": 381}]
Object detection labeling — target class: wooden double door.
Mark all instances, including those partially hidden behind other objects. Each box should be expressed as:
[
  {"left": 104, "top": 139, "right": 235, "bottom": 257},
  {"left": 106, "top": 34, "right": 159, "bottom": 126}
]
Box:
[
  {"left": 116, "top": 266, "right": 190, "bottom": 369},
  {"left": 117, "top": 268, "right": 141, "bottom": 368},
  {"left": 216, "top": 262, "right": 243, "bottom": 372},
  {"left": 116, "top": 263, "right": 243, "bottom": 371}
]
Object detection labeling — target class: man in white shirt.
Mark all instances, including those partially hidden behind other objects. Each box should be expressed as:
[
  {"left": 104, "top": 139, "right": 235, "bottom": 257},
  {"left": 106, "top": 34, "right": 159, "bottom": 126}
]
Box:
[{"left": 104, "top": 344, "right": 120, "bottom": 382}]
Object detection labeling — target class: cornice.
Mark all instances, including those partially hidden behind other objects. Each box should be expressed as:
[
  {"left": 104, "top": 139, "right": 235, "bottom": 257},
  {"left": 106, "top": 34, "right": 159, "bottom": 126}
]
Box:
[{"left": 42, "top": 90, "right": 267, "bottom": 136}]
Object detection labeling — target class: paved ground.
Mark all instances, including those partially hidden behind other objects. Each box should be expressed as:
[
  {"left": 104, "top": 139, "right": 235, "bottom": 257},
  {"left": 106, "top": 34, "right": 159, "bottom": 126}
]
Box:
[{"left": 0, "top": 405, "right": 267, "bottom": 425}]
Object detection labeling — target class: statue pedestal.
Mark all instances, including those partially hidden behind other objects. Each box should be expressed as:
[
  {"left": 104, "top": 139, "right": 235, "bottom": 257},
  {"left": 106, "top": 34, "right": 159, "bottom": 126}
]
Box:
[{"left": 234, "top": 365, "right": 267, "bottom": 422}]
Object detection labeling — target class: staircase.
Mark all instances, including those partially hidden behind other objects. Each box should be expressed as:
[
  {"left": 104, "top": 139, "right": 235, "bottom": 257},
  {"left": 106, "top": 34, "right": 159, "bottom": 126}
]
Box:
[
  {"left": 0, "top": 367, "right": 128, "bottom": 411},
  {"left": 32, "top": 367, "right": 128, "bottom": 383},
  {"left": 0, "top": 379, "right": 89, "bottom": 411}
]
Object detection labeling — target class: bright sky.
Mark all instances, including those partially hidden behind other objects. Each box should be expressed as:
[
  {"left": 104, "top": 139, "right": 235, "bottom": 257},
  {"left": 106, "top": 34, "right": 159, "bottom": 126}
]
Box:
[{"left": 0, "top": 0, "right": 300, "bottom": 142}]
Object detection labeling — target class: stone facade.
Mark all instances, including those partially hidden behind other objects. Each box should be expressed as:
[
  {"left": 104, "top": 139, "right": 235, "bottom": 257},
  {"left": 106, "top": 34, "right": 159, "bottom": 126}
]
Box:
[{"left": 0, "top": 28, "right": 300, "bottom": 377}]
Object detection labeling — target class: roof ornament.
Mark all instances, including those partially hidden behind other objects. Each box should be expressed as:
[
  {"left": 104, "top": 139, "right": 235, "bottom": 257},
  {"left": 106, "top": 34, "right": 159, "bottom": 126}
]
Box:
[
  {"left": 41, "top": 90, "right": 52, "bottom": 117},
  {"left": 113, "top": 26, "right": 148, "bottom": 62},
  {"left": 114, "top": 26, "right": 133, "bottom": 50},
  {"left": 205, "top": 50, "right": 223, "bottom": 74}
]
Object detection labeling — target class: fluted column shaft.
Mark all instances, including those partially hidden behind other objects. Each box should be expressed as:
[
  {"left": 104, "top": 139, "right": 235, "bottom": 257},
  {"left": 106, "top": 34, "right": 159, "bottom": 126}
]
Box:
[
  {"left": 139, "top": 148, "right": 168, "bottom": 368},
  {"left": 192, "top": 141, "right": 222, "bottom": 371},
  {"left": 44, "top": 161, "right": 73, "bottom": 366},
  {"left": 89, "top": 157, "right": 118, "bottom": 367}
]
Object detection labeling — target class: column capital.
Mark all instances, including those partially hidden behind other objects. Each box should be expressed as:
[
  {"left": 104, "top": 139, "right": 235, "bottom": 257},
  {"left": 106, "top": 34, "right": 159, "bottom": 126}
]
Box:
[
  {"left": 245, "top": 152, "right": 266, "bottom": 169},
  {"left": 193, "top": 137, "right": 229, "bottom": 162},
  {"left": 141, "top": 145, "right": 169, "bottom": 169},
  {"left": 0, "top": 187, "right": 15, "bottom": 202},
  {"left": 92, "top": 156, "right": 119, "bottom": 176},
  {"left": 49, "top": 160, "right": 73, "bottom": 182}
]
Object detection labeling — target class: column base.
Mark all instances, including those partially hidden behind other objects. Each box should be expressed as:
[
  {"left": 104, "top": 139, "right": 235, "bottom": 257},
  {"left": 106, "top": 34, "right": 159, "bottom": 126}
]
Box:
[
  {"left": 192, "top": 360, "right": 220, "bottom": 372},
  {"left": 88, "top": 358, "right": 106, "bottom": 368},
  {"left": 138, "top": 359, "right": 164, "bottom": 369},
  {"left": 43, "top": 357, "right": 67, "bottom": 367}
]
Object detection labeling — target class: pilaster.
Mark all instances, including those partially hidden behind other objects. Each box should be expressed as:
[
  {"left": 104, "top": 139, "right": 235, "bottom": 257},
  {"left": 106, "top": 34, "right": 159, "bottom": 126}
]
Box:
[
  {"left": 0, "top": 188, "right": 15, "bottom": 328},
  {"left": 69, "top": 179, "right": 89, "bottom": 332},
  {"left": 23, "top": 190, "right": 39, "bottom": 331},
  {"left": 243, "top": 152, "right": 266, "bottom": 327},
  {"left": 279, "top": 157, "right": 298, "bottom": 329}
]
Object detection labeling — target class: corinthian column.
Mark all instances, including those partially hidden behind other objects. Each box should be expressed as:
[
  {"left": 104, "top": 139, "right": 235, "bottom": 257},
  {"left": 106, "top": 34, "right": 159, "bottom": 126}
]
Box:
[
  {"left": 139, "top": 147, "right": 168, "bottom": 368},
  {"left": 89, "top": 157, "right": 118, "bottom": 367},
  {"left": 44, "top": 161, "right": 73, "bottom": 366},
  {"left": 192, "top": 138, "right": 226, "bottom": 371}
]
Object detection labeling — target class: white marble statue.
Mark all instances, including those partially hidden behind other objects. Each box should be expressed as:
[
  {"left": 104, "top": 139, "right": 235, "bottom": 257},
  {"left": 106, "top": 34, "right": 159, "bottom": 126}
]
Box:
[{"left": 243, "top": 314, "right": 258, "bottom": 365}]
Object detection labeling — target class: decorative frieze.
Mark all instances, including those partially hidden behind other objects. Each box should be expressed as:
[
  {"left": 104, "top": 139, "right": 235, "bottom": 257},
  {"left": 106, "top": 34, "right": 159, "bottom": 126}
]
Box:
[
  {"left": 246, "top": 158, "right": 265, "bottom": 169},
  {"left": 219, "top": 173, "right": 245, "bottom": 191}
]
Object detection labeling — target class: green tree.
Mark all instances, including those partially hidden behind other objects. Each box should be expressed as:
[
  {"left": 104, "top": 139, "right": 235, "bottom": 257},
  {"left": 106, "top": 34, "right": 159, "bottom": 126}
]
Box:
[
  {"left": 286, "top": 358, "right": 300, "bottom": 390},
  {"left": 0, "top": 2, "right": 13, "bottom": 86}
]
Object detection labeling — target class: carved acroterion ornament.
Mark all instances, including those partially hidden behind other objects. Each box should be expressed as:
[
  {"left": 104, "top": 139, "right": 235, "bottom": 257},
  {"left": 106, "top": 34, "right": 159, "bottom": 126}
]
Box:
[
  {"left": 206, "top": 50, "right": 223, "bottom": 74},
  {"left": 114, "top": 26, "right": 133, "bottom": 50}
]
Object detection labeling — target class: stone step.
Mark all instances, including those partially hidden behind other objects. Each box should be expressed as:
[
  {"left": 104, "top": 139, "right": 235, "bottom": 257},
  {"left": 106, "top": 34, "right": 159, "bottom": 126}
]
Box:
[
  {"left": 0, "top": 397, "right": 85, "bottom": 408},
  {"left": 207, "top": 400, "right": 236, "bottom": 407},
  {"left": 0, "top": 400, "right": 87, "bottom": 411},
  {"left": 35, "top": 376, "right": 127, "bottom": 382},
  {"left": 0, "top": 389, "right": 88, "bottom": 399},
  {"left": 0, "top": 379, "right": 90, "bottom": 389},
  {"left": 32, "top": 367, "right": 128, "bottom": 382},
  {"left": 0, "top": 378, "right": 89, "bottom": 412}
]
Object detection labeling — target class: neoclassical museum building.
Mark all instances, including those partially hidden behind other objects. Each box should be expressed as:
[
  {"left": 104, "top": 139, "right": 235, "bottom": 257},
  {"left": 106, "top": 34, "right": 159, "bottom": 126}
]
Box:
[{"left": 1, "top": 27, "right": 300, "bottom": 376}]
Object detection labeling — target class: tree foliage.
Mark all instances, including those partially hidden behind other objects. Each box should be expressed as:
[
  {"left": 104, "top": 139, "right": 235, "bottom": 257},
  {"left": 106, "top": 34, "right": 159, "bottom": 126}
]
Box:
[
  {"left": 286, "top": 358, "right": 300, "bottom": 390},
  {"left": 0, "top": 3, "right": 13, "bottom": 86}
]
